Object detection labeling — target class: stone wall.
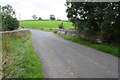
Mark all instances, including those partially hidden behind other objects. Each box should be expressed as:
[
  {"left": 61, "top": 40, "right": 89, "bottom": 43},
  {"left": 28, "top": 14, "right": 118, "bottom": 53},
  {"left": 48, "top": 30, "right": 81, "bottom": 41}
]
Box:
[
  {"left": 21, "top": 27, "right": 108, "bottom": 43},
  {"left": 0, "top": 29, "right": 30, "bottom": 38},
  {"left": 56, "top": 29, "right": 78, "bottom": 37},
  {"left": 30, "top": 28, "right": 57, "bottom": 31},
  {"left": 77, "top": 31, "right": 108, "bottom": 43},
  {"left": 55, "top": 29, "right": 108, "bottom": 43}
]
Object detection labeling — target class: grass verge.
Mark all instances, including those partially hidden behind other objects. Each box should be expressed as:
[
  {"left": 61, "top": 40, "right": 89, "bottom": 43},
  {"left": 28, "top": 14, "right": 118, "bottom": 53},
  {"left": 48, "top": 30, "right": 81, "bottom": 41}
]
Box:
[
  {"left": 56, "top": 34, "right": 120, "bottom": 57},
  {"left": 2, "top": 32, "right": 44, "bottom": 78}
]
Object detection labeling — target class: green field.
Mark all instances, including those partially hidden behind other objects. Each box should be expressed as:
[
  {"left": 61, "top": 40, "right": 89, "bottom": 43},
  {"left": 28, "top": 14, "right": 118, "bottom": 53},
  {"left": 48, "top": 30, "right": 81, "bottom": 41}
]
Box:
[{"left": 20, "top": 20, "right": 74, "bottom": 29}]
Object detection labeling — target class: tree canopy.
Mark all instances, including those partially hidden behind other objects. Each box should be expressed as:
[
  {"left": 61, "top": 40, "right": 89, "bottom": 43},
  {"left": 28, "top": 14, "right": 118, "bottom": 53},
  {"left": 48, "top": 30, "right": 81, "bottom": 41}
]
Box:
[
  {"left": 50, "top": 14, "right": 56, "bottom": 20},
  {"left": 32, "top": 14, "right": 38, "bottom": 20},
  {"left": 38, "top": 17, "right": 42, "bottom": 20},
  {"left": 66, "top": 2, "right": 120, "bottom": 44},
  {"left": 1, "top": 4, "right": 19, "bottom": 31}
]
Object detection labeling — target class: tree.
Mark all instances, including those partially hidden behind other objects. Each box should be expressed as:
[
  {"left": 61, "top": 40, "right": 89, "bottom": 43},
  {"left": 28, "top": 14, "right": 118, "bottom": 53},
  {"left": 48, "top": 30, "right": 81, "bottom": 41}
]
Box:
[
  {"left": 50, "top": 14, "right": 55, "bottom": 20},
  {"left": 0, "top": 6, "right": 2, "bottom": 31},
  {"left": 32, "top": 14, "right": 38, "bottom": 20},
  {"left": 2, "top": 4, "right": 16, "bottom": 17},
  {"left": 2, "top": 15, "right": 19, "bottom": 31},
  {"left": 38, "top": 17, "right": 42, "bottom": 20},
  {"left": 57, "top": 18, "right": 61, "bottom": 21},
  {"left": 1, "top": 4, "right": 19, "bottom": 31},
  {"left": 65, "top": 2, "right": 120, "bottom": 44}
]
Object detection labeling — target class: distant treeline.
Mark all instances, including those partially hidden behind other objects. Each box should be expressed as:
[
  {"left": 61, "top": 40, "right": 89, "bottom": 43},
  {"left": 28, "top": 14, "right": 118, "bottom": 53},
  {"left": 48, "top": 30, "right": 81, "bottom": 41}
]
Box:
[{"left": 20, "top": 19, "right": 69, "bottom": 22}]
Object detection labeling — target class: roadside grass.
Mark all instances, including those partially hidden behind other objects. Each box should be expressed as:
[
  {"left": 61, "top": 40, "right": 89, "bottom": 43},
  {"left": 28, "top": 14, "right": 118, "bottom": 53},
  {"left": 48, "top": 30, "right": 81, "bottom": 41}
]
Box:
[
  {"left": 20, "top": 20, "right": 74, "bottom": 29},
  {"left": 56, "top": 34, "right": 120, "bottom": 57},
  {"left": 2, "top": 32, "right": 44, "bottom": 78}
]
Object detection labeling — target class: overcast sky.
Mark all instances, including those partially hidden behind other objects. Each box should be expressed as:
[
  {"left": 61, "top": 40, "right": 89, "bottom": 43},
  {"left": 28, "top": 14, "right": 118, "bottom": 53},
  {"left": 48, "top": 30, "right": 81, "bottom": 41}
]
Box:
[{"left": 1, "top": 0, "right": 68, "bottom": 20}]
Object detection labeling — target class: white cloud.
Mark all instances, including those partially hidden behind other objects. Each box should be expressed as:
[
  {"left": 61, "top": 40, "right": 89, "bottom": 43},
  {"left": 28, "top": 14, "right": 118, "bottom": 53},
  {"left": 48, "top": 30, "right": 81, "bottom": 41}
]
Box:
[{"left": 0, "top": 0, "right": 68, "bottom": 20}]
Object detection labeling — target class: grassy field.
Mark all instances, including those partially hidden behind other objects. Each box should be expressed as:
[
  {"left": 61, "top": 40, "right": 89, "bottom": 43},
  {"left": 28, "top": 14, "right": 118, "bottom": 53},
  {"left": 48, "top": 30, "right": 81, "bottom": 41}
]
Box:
[
  {"left": 20, "top": 20, "right": 74, "bottom": 29},
  {"left": 2, "top": 33, "right": 44, "bottom": 78},
  {"left": 56, "top": 34, "right": 120, "bottom": 57}
]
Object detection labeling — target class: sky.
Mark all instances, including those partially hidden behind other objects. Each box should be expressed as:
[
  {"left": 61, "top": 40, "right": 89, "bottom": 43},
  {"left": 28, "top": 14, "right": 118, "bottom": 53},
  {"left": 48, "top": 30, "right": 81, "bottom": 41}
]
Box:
[{"left": 1, "top": 0, "right": 68, "bottom": 20}]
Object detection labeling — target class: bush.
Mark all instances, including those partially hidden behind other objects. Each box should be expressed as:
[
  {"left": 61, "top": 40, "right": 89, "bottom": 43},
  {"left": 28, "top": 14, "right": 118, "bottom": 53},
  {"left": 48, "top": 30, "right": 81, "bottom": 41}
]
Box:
[
  {"left": 2, "top": 15, "right": 19, "bottom": 31},
  {"left": 58, "top": 22, "right": 64, "bottom": 29},
  {"left": 1, "top": 4, "right": 19, "bottom": 31},
  {"left": 54, "top": 30, "right": 57, "bottom": 33}
]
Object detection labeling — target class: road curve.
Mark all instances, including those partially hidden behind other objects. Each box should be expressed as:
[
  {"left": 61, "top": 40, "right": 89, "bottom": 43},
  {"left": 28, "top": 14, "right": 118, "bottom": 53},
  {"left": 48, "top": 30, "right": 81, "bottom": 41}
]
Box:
[{"left": 31, "top": 30, "right": 118, "bottom": 78}]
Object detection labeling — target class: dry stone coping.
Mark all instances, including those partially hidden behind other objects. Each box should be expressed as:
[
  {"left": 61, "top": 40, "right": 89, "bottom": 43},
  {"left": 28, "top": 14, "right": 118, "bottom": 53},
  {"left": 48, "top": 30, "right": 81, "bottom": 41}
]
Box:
[
  {"left": 0, "top": 29, "right": 30, "bottom": 34},
  {"left": 0, "top": 30, "right": 29, "bottom": 34}
]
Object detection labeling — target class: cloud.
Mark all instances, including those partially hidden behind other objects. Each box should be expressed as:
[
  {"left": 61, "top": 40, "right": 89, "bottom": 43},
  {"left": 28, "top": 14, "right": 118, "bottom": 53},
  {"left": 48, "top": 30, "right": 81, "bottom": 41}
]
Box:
[{"left": 0, "top": 0, "right": 68, "bottom": 20}]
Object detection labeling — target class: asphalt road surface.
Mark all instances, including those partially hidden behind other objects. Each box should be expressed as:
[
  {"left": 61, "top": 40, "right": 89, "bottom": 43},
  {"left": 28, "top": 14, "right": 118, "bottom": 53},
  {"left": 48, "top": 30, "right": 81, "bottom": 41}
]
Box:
[{"left": 31, "top": 30, "right": 118, "bottom": 78}]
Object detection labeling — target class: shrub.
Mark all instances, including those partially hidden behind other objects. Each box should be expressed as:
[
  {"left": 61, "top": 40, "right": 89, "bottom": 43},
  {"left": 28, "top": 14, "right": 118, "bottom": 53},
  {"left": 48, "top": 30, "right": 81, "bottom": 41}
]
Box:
[
  {"left": 1, "top": 4, "right": 19, "bottom": 31},
  {"left": 2, "top": 15, "right": 19, "bottom": 31},
  {"left": 58, "top": 22, "right": 64, "bottom": 29},
  {"left": 54, "top": 30, "right": 57, "bottom": 33}
]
